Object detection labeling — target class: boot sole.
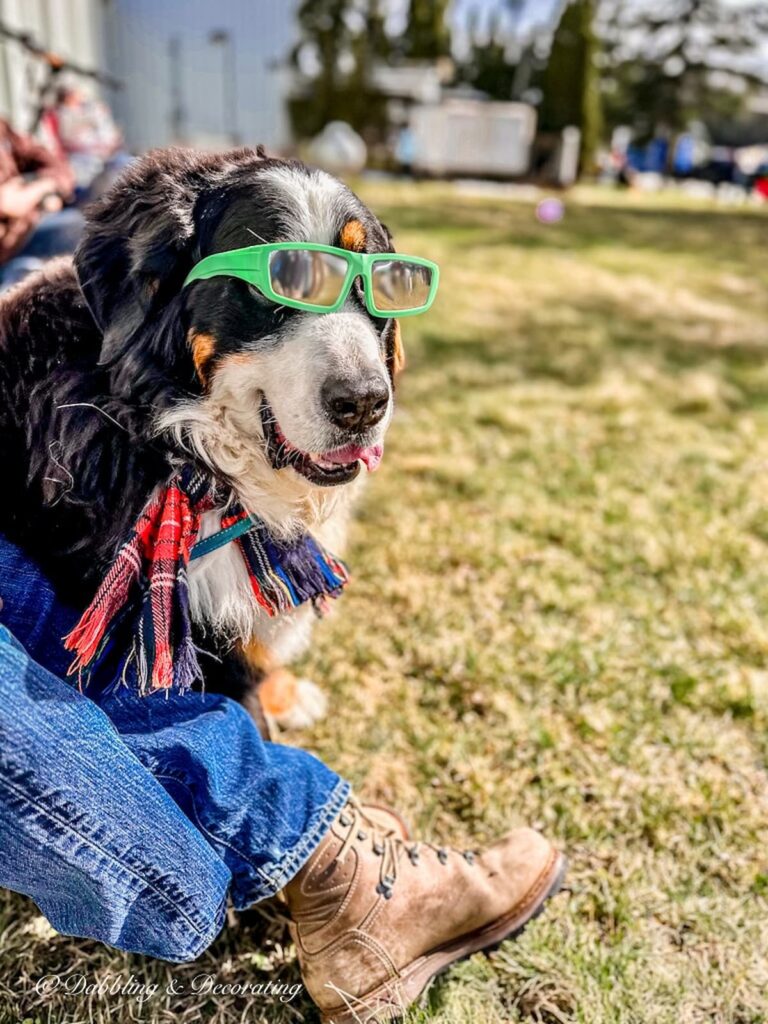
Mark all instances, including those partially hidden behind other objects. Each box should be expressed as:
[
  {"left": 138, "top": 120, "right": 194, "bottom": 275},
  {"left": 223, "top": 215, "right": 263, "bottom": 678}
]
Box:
[{"left": 322, "top": 850, "right": 567, "bottom": 1024}]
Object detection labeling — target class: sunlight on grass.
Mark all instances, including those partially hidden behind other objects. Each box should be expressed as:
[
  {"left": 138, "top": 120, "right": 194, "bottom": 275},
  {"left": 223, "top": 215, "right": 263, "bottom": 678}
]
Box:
[{"left": 3, "top": 183, "right": 767, "bottom": 1024}]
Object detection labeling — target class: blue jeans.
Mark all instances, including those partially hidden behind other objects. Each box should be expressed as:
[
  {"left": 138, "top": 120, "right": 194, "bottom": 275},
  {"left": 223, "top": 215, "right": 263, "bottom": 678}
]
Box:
[
  {"left": 0, "top": 536, "right": 349, "bottom": 961},
  {"left": 0, "top": 208, "right": 86, "bottom": 289}
]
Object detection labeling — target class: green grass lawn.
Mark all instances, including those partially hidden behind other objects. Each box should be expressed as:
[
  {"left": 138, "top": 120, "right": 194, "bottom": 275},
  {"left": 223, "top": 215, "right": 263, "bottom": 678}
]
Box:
[{"left": 3, "top": 183, "right": 768, "bottom": 1024}]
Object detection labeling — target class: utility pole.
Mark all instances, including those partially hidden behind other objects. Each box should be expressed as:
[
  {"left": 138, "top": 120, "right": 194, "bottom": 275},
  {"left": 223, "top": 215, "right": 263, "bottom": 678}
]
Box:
[
  {"left": 168, "top": 35, "right": 186, "bottom": 143},
  {"left": 209, "top": 28, "right": 240, "bottom": 146}
]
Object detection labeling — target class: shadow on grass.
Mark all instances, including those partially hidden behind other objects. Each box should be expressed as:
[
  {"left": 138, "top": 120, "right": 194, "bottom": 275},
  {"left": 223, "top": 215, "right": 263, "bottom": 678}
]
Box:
[
  {"left": 381, "top": 199, "right": 768, "bottom": 273},
  {"left": 411, "top": 291, "right": 768, "bottom": 405}
]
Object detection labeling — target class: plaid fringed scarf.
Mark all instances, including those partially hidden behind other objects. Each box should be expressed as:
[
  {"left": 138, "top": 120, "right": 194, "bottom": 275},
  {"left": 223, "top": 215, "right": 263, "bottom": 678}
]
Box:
[{"left": 64, "top": 467, "right": 349, "bottom": 695}]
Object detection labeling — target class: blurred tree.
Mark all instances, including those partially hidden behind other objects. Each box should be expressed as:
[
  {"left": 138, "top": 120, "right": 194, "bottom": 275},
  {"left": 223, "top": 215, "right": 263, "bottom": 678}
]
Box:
[
  {"left": 290, "top": 0, "right": 348, "bottom": 137},
  {"left": 460, "top": 10, "right": 517, "bottom": 99},
  {"left": 289, "top": 0, "right": 390, "bottom": 141},
  {"left": 536, "top": 0, "right": 603, "bottom": 171},
  {"left": 456, "top": 0, "right": 603, "bottom": 173},
  {"left": 348, "top": 0, "right": 391, "bottom": 123},
  {"left": 402, "top": 0, "right": 451, "bottom": 60},
  {"left": 598, "top": 0, "right": 768, "bottom": 141},
  {"left": 458, "top": 3, "right": 529, "bottom": 100}
]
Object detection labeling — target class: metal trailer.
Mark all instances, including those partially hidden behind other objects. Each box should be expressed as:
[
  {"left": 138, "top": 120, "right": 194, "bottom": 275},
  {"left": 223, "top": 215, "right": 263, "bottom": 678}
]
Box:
[{"left": 408, "top": 98, "right": 538, "bottom": 179}]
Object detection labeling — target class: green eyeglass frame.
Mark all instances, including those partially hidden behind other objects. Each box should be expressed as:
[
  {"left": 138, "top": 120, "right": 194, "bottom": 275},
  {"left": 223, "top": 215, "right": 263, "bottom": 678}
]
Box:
[{"left": 182, "top": 242, "right": 440, "bottom": 318}]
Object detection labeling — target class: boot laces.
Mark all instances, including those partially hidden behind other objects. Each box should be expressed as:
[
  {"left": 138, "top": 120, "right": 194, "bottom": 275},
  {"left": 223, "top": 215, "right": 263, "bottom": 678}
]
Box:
[{"left": 335, "top": 798, "right": 476, "bottom": 900}]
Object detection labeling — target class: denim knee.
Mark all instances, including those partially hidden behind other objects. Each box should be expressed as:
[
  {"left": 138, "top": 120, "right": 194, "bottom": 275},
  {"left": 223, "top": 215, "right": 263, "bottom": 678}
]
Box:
[{"left": 0, "top": 630, "right": 232, "bottom": 960}]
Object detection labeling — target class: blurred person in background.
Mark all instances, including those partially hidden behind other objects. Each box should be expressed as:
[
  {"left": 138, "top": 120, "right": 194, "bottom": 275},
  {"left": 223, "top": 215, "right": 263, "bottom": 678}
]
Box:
[
  {"left": 753, "top": 164, "right": 768, "bottom": 200},
  {"left": 0, "top": 117, "right": 81, "bottom": 290},
  {"left": 45, "top": 84, "right": 132, "bottom": 201}
]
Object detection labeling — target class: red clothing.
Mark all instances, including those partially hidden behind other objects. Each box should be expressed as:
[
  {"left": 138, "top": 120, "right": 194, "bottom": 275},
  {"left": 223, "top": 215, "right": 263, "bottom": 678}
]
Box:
[{"left": 0, "top": 120, "right": 73, "bottom": 261}]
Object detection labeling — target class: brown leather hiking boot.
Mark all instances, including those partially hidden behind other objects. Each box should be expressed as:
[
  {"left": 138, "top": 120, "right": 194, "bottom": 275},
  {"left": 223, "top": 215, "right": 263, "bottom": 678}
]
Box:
[
  {"left": 283, "top": 797, "right": 566, "bottom": 1023},
  {"left": 360, "top": 803, "right": 409, "bottom": 840}
]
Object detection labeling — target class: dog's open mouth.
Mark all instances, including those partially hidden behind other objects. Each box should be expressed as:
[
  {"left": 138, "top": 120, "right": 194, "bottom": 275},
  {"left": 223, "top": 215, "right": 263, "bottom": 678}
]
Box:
[{"left": 260, "top": 399, "right": 383, "bottom": 486}]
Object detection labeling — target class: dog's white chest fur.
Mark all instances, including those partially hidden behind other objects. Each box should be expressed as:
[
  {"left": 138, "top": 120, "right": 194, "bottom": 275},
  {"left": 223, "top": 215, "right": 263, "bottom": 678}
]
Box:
[{"left": 186, "top": 506, "right": 349, "bottom": 663}]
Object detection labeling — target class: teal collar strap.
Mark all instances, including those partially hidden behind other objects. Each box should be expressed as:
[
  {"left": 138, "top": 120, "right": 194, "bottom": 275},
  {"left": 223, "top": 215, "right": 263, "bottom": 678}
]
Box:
[{"left": 190, "top": 514, "right": 256, "bottom": 561}]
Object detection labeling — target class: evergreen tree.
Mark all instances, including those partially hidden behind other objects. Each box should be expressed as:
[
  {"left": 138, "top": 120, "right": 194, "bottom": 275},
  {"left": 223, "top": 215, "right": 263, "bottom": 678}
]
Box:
[
  {"left": 598, "top": 0, "right": 768, "bottom": 140},
  {"left": 461, "top": 11, "right": 518, "bottom": 100},
  {"left": 402, "top": 0, "right": 451, "bottom": 61},
  {"left": 457, "top": 2, "right": 538, "bottom": 101},
  {"left": 289, "top": 0, "right": 390, "bottom": 141},
  {"left": 537, "top": 0, "right": 602, "bottom": 171}
]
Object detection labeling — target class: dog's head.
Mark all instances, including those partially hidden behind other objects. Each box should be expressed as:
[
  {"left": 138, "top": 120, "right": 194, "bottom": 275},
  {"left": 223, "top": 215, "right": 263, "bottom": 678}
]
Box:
[{"left": 75, "top": 147, "right": 406, "bottom": 532}]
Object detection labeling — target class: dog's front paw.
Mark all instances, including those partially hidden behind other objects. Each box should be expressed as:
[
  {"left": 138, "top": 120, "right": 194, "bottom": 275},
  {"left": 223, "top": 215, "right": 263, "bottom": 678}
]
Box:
[
  {"left": 274, "top": 678, "right": 328, "bottom": 730},
  {"left": 259, "top": 669, "right": 328, "bottom": 730}
]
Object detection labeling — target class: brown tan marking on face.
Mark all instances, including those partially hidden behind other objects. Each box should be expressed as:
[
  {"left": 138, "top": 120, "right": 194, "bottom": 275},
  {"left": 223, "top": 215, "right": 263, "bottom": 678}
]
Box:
[
  {"left": 188, "top": 329, "right": 217, "bottom": 384},
  {"left": 392, "top": 320, "right": 405, "bottom": 375},
  {"left": 340, "top": 218, "right": 367, "bottom": 252}
]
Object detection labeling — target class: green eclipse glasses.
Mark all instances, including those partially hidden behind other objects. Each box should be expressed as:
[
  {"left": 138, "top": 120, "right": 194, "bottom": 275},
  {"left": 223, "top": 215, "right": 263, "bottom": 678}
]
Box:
[{"left": 183, "top": 242, "right": 439, "bottom": 318}]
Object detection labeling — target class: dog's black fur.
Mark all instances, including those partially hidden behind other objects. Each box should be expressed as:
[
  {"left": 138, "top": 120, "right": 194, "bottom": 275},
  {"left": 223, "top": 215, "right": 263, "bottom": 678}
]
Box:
[{"left": 0, "top": 146, "right": 398, "bottom": 700}]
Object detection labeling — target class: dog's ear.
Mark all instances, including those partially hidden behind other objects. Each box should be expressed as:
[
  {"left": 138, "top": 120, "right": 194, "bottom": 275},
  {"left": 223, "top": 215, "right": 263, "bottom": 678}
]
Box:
[
  {"left": 377, "top": 221, "right": 406, "bottom": 380},
  {"left": 383, "top": 318, "right": 405, "bottom": 380},
  {"left": 74, "top": 150, "right": 202, "bottom": 362}
]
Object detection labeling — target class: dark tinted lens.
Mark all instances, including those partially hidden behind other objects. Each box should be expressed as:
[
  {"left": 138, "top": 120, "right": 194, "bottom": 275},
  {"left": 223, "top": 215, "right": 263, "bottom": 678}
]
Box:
[
  {"left": 268, "top": 249, "right": 349, "bottom": 307},
  {"left": 371, "top": 260, "right": 433, "bottom": 312}
]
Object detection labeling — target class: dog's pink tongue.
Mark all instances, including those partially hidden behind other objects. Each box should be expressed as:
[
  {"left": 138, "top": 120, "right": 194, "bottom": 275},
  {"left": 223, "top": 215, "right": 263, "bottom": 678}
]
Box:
[{"left": 323, "top": 443, "right": 383, "bottom": 472}]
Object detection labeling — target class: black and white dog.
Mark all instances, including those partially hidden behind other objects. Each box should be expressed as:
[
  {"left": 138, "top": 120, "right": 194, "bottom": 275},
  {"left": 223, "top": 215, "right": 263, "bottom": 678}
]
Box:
[{"left": 0, "top": 147, "right": 405, "bottom": 725}]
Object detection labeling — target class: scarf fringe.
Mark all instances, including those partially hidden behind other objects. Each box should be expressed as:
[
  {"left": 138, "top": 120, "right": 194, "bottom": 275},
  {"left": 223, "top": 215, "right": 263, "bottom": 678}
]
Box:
[
  {"left": 238, "top": 527, "right": 349, "bottom": 618},
  {"left": 63, "top": 469, "right": 349, "bottom": 695},
  {"left": 173, "top": 635, "right": 205, "bottom": 695},
  {"left": 64, "top": 608, "right": 109, "bottom": 675}
]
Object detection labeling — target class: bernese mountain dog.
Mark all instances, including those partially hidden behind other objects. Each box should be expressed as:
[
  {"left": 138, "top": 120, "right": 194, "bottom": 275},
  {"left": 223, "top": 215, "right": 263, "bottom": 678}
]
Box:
[{"left": 0, "top": 146, "right": 405, "bottom": 728}]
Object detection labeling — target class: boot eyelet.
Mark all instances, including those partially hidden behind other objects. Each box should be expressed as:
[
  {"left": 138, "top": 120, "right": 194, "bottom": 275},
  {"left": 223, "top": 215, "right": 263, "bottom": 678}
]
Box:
[
  {"left": 339, "top": 813, "right": 352, "bottom": 827},
  {"left": 408, "top": 847, "right": 420, "bottom": 865},
  {"left": 463, "top": 850, "right": 476, "bottom": 865},
  {"left": 373, "top": 842, "right": 384, "bottom": 856},
  {"left": 376, "top": 880, "right": 394, "bottom": 899},
  {"left": 437, "top": 848, "right": 448, "bottom": 865},
  {"left": 357, "top": 830, "right": 367, "bottom": 841}
]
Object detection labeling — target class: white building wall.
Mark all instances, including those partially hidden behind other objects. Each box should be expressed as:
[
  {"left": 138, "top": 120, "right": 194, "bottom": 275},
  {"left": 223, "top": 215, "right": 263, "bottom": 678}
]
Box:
[
  {"left": 0, "top": 0, "right": 297, "bottom": 152},
  {"left": 0, "top": 0, "right": 108, "bottom": 131},
  {"left": 104, "top": 0, "right": 298, "bottom": 153}
]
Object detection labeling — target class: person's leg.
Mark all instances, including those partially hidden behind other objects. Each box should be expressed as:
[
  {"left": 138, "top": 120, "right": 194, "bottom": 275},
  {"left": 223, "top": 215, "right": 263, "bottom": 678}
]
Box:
[
  {"left": 0, "top": 208, "right": 86, "bottom": 290},
  {"left": 0, "top": 535, "right": 565, "bottom": 1017},
  {"left": 0, "top": 256, "right": 46, "bottom": 290},
  {"left": 0, "top": 532, "right": 350, "bottom": 910},
  {"left": 0, "top": 625, "right": 231, "bottom": 961},
  {"left": 97, "top": 686, "right": 350, "bottom": 909},
  {"left": 13, "top": 207, "right": 85, "bottom": 260}
]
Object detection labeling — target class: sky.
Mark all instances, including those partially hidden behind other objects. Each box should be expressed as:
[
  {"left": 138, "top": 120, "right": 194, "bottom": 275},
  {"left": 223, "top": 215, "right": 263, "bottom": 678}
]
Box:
[
  {"left": 385, "top": 0, "right": 561, "bottom": 44},
  {"left": 453, "top": 0, "right": 561, "bottom": 35},
  {"left": 448, "top": 0, "right": 768, "bottom": 76}
]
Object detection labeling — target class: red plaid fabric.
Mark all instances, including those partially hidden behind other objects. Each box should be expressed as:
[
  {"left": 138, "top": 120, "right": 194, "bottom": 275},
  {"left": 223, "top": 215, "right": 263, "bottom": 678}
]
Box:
[
  {"left": 64, "top": 470, "right": 213, "bottom": 693},
  {"left": 64, "top": 467, "right": 349, "bottom": 696}
]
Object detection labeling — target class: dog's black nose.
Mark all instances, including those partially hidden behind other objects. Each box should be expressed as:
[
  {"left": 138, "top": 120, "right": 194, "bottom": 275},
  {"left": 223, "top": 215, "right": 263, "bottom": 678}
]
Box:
[{"left": 321, "top": 376, "right": 389, "bottom": 432}]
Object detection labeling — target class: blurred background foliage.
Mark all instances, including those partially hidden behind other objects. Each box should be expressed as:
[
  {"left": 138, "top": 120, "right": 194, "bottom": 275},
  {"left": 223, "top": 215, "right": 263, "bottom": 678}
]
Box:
[{"left": 290, "top": 0, "right": 768, "bottom": 172}]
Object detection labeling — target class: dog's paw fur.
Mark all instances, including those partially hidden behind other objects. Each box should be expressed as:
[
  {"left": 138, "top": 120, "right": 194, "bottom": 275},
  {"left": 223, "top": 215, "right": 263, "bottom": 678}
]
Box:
[
  {"left": 273, "top": 678, "right": 328, "bottom": 730},
  {"left": 259, "top": 668, "right": 328, "bottom": 730}
]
